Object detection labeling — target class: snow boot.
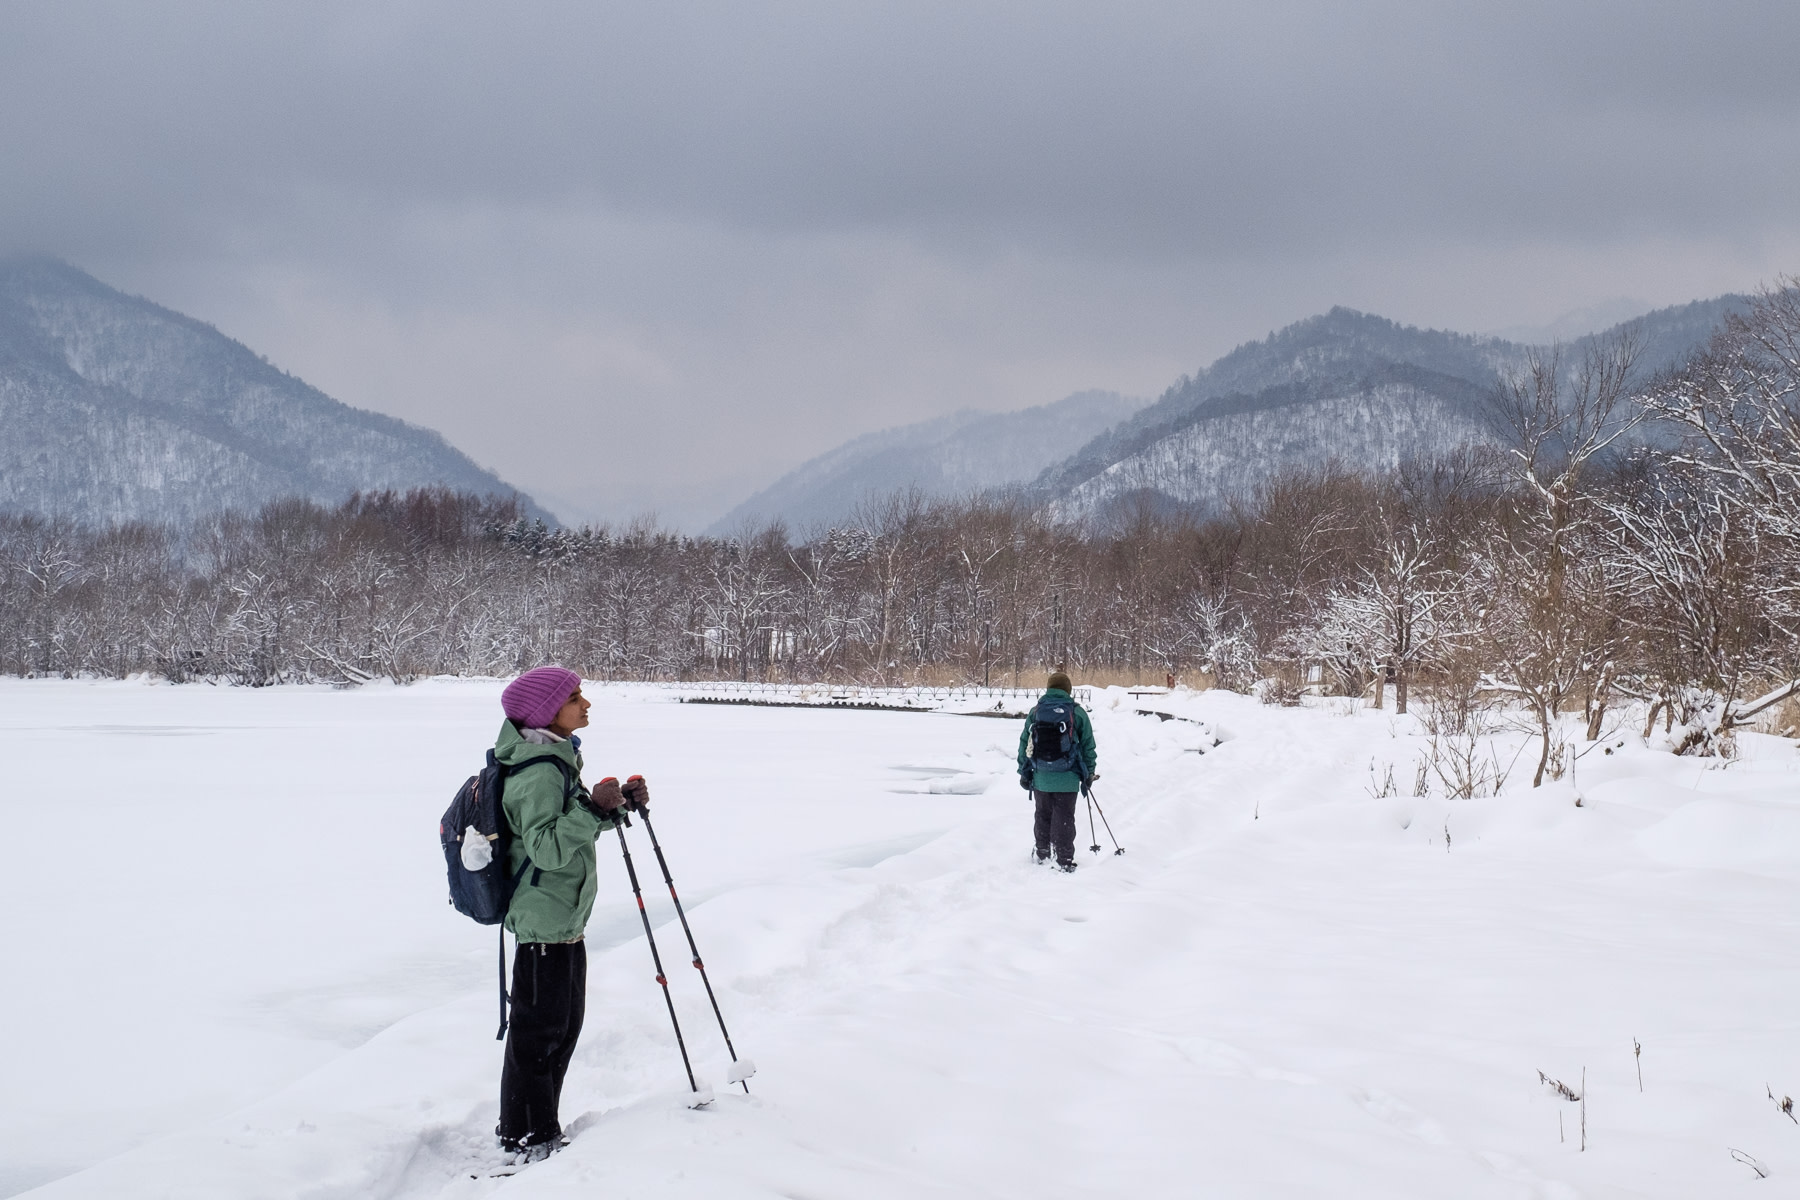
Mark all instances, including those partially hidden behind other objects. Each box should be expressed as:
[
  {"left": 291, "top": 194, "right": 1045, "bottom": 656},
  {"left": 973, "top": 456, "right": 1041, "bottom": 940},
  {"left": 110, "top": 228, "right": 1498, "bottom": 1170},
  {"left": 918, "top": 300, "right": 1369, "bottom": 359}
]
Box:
[
  {"left": 1056, "top": 860, "right": 1077, "bottom": 873},
  {"left": 498, "top": 1130, "right": 567, "bottom": 1166}
]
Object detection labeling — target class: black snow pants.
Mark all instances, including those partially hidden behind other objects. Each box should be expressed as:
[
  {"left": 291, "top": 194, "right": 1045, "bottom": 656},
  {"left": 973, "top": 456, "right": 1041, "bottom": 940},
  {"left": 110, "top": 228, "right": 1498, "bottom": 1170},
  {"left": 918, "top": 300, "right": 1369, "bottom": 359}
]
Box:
[
  {"left": 1033, "top": 789, "right": 1079, "bottom": 866},
  {"left": 499, "top": 939, "right": 587, "bottom": 1146}
]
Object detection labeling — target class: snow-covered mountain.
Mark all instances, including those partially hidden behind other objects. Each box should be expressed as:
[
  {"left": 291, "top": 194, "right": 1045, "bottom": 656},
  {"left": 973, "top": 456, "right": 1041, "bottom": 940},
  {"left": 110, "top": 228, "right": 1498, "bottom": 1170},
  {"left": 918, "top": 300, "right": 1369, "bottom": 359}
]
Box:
[
  {"left": 705, "top": 389, "right": 1146, "bottom": 534},
  {"left": 0, "top": 258, "right": 548, "bottom": 527},
  {"left": 1053, "top": 365, "right": 1494, "bottom": 521},
  {"left": 1038, "top": 297, "right": 1744, "bottom": 523}
]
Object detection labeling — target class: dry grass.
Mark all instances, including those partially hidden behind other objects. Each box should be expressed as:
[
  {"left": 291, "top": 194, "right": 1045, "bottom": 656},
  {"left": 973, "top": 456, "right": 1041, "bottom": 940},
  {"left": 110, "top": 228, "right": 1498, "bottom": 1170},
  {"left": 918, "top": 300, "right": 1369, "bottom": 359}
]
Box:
[
  {"left": 1752, "top": 694, "right": 1800, "bottom": 737},
  {"left": 1063, "top": 667, "right": 1192, "bottom": 690}
]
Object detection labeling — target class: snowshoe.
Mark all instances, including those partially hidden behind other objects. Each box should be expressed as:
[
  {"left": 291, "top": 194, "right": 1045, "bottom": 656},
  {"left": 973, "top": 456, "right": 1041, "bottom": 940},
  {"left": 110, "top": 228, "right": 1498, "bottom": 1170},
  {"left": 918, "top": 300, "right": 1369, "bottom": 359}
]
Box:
[{"left": 490, "top": 1130, "right": 567, "bottom": 1173}]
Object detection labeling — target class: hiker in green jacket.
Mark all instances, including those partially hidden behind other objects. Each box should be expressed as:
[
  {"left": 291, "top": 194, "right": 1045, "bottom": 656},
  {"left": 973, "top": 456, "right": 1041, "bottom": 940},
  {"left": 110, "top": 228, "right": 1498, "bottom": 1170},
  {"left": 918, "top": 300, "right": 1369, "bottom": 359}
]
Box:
[
  {"left": 493, "top": 665, "right": 641, "bottom": 1160},
  {"left": 1017, "top": 671, "right": 1098, "bottom": 872}
]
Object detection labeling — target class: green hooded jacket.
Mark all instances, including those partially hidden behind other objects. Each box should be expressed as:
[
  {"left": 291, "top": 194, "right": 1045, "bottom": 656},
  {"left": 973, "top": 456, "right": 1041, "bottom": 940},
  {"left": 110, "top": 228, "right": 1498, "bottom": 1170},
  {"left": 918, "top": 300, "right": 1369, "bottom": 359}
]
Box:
[
  {"left": 494, "top": 718, "right": 619, "bottom": 944},
  {"left": 1017, "top": 688, "right": 1098, "bottom": 793}
]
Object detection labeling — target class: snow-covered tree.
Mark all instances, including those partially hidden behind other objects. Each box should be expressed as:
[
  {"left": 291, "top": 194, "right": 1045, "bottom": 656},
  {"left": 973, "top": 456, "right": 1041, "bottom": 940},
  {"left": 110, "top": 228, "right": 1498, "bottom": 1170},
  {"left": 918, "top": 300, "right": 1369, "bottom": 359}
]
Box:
[{"left": 1482, "top": 330, "right": 1643, "bottom": 784}]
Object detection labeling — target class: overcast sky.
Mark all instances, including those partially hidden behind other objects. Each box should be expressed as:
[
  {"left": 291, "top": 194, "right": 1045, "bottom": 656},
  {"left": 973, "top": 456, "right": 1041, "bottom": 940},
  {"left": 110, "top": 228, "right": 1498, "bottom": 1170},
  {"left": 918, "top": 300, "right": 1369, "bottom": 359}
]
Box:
[{"left": 5, "top": 1, "right": 1799, "bottom": 528}]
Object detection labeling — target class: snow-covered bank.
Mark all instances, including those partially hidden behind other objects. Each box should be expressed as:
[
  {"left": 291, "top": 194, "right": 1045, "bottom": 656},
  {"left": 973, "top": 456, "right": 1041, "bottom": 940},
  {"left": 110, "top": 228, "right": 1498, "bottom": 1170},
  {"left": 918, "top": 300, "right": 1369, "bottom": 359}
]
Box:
[{"left": 5, "top": 680, "right": 1800, "bottom": 1197}]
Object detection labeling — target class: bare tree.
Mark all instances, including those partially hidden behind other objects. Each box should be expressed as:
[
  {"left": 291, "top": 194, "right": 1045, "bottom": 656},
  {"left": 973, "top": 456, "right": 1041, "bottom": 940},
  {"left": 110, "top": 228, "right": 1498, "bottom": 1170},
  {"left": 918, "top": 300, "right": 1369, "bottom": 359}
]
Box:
[
  {"left": 1484, "top": 329, "right": 1643, "bottom": 784},
  {"left": 1632, "top": 283, "right": 1800, "bottom": 742},
  {"left": 6, "top": 517, "right": 89, "bottom": 675},
  {"left": 1307, "top": 509, "right": 1468, "bottom": 714},
  {"left": 1599, "top": 458, "right": 1778, "bottom": 752}
]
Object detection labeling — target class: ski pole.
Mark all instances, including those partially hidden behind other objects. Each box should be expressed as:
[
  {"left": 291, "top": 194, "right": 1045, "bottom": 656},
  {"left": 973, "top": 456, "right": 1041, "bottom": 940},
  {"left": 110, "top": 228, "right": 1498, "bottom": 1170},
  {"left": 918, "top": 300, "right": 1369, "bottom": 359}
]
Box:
[
  {"left": 1085, "top": 791, "right": 1101, "bottom": 856},
  {"left": 1084, "top": 783, "right": 1124, "bottom": 855},
  {"left": 612, "top": 813, "right": 709, "bottom": 1105},
  {"left": 635, "top": 794, "right": 754, "bottom": 1094}
]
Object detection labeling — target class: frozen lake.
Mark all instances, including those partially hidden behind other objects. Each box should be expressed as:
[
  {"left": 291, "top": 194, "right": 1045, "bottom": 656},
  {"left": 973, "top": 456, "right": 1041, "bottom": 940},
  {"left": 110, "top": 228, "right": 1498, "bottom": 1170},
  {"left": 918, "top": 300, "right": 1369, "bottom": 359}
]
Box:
[{"left": 5, "top": 678, "right": 1800, "bottom": 1197}]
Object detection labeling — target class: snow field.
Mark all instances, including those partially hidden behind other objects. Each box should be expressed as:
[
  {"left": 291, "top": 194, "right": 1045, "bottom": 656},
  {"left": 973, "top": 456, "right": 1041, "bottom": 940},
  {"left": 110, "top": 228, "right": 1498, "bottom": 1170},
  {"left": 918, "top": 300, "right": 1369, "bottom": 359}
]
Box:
[{"left": 5, "top": 679, "right": 1800, "bottom": 1197}]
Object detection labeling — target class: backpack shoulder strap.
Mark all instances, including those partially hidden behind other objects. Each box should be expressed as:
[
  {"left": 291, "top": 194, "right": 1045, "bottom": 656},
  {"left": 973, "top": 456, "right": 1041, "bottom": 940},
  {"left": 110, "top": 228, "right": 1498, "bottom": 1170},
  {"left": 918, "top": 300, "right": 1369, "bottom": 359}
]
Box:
[
  {"left": 493, "top": 755, "right": 576, "bottom": 888},
  {"left": 503, "top": 752, "right": 570, "bottom": 771},
  {"left": 503, "top": 753, "right": 578, "bottom": 789}
]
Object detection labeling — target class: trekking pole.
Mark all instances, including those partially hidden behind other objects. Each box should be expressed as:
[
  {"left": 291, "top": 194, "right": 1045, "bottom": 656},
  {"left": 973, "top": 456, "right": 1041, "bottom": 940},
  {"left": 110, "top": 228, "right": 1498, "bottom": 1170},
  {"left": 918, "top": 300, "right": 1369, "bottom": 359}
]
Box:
[
  {"left": 1085, "top": 790, "right": 1101, "bottom": 856},
  {"left": 612, "top": 816, "right": 711, "bottom": 1106},
  {"left": 635, "top": 796, "right": 755, "bottom": 1094},
  {"left": 1084, "top": 783, "right": 1124, "bottom": 855}
]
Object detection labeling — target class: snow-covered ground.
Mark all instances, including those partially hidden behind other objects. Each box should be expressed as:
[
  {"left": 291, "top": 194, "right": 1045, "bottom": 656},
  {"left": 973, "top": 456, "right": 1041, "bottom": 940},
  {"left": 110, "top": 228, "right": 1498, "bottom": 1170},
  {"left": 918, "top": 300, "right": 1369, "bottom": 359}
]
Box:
[{"left": 5, "top": 678, "right": 1800, "bottom": 1197}]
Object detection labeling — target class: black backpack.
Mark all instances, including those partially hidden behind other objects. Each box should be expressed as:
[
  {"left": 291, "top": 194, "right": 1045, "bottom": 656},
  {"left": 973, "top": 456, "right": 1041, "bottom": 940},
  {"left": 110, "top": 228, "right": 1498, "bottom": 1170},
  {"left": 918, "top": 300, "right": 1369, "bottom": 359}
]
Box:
[
  {"left": 1027, "top": 696, "right": 1086, "bottom": 778},
  {"left": 439, "top": 749, "right": 576, "bottom": 924}
]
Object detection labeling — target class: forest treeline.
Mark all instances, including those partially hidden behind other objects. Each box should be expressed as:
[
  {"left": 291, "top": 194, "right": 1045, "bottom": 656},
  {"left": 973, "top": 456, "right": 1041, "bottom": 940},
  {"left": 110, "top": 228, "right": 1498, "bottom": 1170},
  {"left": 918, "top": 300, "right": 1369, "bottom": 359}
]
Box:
[{"left": 7, "top": 284, "right": 1800, "bottom": 782}]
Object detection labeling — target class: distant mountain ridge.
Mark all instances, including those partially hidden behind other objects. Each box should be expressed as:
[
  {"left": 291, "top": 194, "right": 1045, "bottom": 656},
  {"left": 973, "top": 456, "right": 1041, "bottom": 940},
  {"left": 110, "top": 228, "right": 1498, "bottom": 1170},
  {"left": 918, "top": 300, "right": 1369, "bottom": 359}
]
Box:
[
  {"left": 705, "top": 389, "right": 1147, "bottom": 534},
  {"left": 11, "top": 256, "right": 1745, "bottom": 536},
  {"left": 1036, "top": 296, "right": 1747, "bottom": 523},
  {"left": 1029, "top": 308, "right": 1511, "bottom": 506},
  {"left": 707, "top": 295, "right": 1747, "bottom": 534},
  {"left": 0, "top": 257, "right": 548, "bottom": 527}
]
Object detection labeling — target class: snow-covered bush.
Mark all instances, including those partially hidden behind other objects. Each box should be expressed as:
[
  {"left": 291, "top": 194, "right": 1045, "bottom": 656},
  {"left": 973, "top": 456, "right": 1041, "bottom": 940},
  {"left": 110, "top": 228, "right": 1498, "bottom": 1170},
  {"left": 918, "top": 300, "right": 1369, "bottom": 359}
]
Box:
[{"left": 1253, "top": 676, "right": 1304, "bottom": 707}]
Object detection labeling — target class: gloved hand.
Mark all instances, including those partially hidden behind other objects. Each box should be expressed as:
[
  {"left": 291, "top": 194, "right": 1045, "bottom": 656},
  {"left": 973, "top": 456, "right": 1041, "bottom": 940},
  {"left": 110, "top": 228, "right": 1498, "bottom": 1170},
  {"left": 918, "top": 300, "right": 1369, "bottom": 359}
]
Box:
[
  {"left": 585, "top": 776, "right": 625, "bottom": 817},
  {"left": 1018, "top": 768, "right": 1034, "bottom": 791},
  {"left": 622, "top": 774, "right": 650, "bottom": 813}
]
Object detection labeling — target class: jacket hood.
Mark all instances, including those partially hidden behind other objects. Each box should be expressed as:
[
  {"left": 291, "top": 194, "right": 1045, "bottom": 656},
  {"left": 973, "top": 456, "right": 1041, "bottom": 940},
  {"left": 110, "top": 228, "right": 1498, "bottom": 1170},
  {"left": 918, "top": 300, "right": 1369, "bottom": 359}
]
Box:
[{"left": 493, "top": 718, "right": 581, "bottom": 769}]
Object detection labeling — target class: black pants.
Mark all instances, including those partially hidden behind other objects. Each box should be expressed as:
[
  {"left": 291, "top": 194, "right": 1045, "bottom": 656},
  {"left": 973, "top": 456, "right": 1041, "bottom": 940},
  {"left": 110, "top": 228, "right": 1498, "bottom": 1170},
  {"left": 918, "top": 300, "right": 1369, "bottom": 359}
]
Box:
[
  {"left": 499, "top": 940, "right": 587, "bottom": 1145},
  {"left": 1033, "top": 789, "right": 1078, "bottom": 865}
]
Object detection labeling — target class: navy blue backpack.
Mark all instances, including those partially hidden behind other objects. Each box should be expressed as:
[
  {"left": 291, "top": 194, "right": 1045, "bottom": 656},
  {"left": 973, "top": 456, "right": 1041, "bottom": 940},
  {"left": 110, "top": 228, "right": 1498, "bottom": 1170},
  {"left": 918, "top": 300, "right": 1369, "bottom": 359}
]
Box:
[
  {"left": 439, "top": 749, "right": 576, "bottom": 1036},
  {"left": 1027, "top": 696, "right": 1087, "bottom": 779}
]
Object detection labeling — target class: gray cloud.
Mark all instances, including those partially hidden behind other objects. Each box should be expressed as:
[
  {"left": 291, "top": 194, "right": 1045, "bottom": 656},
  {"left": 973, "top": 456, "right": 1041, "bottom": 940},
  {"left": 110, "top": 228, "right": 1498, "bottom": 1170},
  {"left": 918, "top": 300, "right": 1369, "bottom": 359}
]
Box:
[{"left": 5, "top": 1, "right": 1798, "bottom": 526}]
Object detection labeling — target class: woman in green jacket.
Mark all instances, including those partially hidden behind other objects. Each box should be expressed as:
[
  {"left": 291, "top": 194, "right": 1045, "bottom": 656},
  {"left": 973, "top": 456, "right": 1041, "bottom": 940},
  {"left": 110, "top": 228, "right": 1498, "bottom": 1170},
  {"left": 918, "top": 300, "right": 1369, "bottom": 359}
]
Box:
[{"left": 494, "top": 665, "right": 636, "bottom": 1160}]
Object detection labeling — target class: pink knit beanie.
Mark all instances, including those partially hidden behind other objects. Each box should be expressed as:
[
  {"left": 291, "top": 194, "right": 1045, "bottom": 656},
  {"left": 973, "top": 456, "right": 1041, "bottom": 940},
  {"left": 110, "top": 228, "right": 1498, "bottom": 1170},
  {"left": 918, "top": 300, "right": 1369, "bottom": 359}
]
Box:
[{"left": 501, "top": 665, "right": 582, "bottom": 729}]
